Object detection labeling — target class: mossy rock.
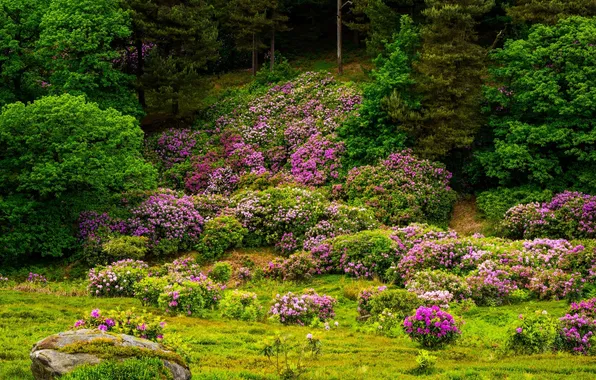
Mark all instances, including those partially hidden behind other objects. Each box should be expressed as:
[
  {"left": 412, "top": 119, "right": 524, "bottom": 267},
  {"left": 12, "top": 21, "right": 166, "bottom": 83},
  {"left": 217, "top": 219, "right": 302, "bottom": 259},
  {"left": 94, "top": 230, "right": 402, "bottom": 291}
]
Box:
[{"left": 30, "top": 329, "right": 190, "bottom": 380}]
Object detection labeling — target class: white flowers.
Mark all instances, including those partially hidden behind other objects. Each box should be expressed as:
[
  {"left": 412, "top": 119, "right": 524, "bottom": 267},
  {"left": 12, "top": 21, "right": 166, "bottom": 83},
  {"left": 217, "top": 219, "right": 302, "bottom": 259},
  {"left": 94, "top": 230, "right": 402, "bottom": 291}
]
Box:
[{"left": 306, "top": 333, "right": 313, "bottom": 340}]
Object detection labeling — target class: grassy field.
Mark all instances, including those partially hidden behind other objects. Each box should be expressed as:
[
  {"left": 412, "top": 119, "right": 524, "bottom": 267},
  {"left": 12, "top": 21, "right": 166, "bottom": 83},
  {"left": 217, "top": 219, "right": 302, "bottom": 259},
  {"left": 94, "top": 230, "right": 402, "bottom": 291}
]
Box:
[{"left": 2, "top": 266, "right": 596, "bottom": 380}]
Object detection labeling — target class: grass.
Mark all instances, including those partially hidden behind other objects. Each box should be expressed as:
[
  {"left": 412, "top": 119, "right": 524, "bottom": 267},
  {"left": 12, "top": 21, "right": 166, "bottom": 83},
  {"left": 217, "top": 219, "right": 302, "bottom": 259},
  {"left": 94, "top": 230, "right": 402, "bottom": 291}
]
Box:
[
  {"left": 449, "top": 197, "right": 488, "bottom": 237},
  {"left": 2, "top": 264, "right": 596, "bottom": 379}
]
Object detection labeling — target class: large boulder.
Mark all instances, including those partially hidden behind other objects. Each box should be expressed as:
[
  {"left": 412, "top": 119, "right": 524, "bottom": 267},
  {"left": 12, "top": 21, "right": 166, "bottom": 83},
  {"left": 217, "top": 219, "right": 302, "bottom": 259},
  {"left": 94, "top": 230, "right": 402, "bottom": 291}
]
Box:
[{"left": 30, "top": 329, "right": 191, "bottom": 379}]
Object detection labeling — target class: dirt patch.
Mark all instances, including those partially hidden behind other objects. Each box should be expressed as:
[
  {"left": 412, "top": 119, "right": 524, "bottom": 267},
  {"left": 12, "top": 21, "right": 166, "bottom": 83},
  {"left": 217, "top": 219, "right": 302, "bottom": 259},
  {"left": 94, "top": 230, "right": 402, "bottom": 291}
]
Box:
[{"left": 449, "top": 198, "right": 486, "bottom": 236}]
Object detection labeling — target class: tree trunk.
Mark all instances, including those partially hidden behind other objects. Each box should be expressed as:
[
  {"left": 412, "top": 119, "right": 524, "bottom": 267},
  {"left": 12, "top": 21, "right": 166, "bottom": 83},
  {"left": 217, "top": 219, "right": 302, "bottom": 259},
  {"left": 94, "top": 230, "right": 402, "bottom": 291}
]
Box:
[
  {"left": 135, "top": 39, "right": 146, "bottom": 108},
  {"left": 270, "top": 27, "right": 275, "bottom": 71},
  {"left": 337, "top": 0, "right": 343, "bottom": 75},
  {"left": 252, "top": 33, "right": 257, "bottom": 76}
]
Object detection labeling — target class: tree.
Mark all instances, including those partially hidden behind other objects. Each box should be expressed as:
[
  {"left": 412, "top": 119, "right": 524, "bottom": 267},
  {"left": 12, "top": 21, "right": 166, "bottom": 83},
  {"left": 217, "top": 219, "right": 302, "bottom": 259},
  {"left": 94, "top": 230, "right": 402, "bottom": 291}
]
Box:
[
  {"left": 124, "top": 0, "right": 219, "bottom": 116},
  {"left": 507, "top": 0, "right": 596, "bottom": 25},
  {"left": 339, "top": 15, "right": 418, "bottom": 166},
  {"left": 478, "top": 17, "right": 596, "bottom": 192},
  {"left": 387, "top": 0, "right": 494, "bottom": 159},
  {"left": 0, "top": 94, "right": 156, "bottom": 261},
  {"left": 0, "top": 0, "right": 49, "bottom": 107},
  {"left": 36, "top": 0, "right": 141, "bottom": 117}
]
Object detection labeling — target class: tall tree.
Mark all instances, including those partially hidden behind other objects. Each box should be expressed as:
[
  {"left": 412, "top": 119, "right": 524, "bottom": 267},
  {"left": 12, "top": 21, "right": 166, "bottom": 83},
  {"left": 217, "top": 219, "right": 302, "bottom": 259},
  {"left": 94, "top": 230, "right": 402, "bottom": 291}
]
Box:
[
  {"left": 387, "top": 0, "right": 494, "bottom": 159},
  {"left": 123, "top": 0, "right": 219, "bottom": 116},
  {"left": 37, "top": 0, "right": 141, "bottom": 117},
  {"left": 507, "top": 0, "right": 596, "bottom": 25},
  {"left": 0, "top": 0, "right": 49, "bottom": 107}
]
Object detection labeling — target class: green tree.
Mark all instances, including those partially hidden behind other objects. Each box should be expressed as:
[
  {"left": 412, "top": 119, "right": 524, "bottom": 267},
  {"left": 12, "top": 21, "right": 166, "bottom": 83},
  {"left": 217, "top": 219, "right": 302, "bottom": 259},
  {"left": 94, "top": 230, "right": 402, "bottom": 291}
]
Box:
[
  {"left": 387, "top": 0, "right": 493, "bottom": 159},
  {"left": 478, "top": 17, "right": 596, "bottom": 192},
  {"left": 339, "top": 15, "right": 418, "bottom": 166},
  {"left": 507, "top": 0, "right": 596, "bottom": 25},
  {"left": 0, "top": 94, "right": 156, "bottom": 261},
  {"left": 124, "top": 0, "right": 219, "bottom": 116},
  {"left": 0, "top": 0, "right": 49, "bottom": 107},
  {"left": 36, "top": 0, "right": 141, "bottom": 117}
]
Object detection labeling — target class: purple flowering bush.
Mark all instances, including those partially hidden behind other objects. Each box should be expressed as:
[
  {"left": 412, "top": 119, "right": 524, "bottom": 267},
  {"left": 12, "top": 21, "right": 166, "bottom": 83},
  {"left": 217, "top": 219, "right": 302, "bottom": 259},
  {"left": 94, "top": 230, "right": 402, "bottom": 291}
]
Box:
[
  {"left": 344, "top": 151, "right": 456, "bottom": 226},
  {"left": 502, "top": 191, "right": 596, "bottom": 240},
  {"left": 557, "top": 298, "right": 596, "bottom": 354},
  {"left": 88, "top": 259, "right": 148, "bottom": 297},
  {"left": 73, "top": 308, "right": 166, "bottom": 342},
  {"left": 128, "top": 191, "right": 204, "bottom": 255},
  {"left": 403, "top": 306, "right": 461, "bottom": 348},
  {"left": 27, "top": 272, "right": 47, "bottom": 285},
  {"left": 269, "top": 289, "right": 337, "bottom": 325},
  {"left": 157, "top": 274, "right": 225, "bottom": 316},
  {"left": 406, "top": 270, "right": 471, "bottom": 305},
  {"left": 357, "top": 286, "right": 387, "bottom": 319},
  {"left": 265, "top": 252, "right": 321, "bottom": 282}
]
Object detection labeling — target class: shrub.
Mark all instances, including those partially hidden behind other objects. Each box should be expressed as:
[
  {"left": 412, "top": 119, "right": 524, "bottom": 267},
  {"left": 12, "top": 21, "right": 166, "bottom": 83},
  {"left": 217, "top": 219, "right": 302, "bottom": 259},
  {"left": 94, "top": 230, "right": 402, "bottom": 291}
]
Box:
[
  {"left": 405, "top": 270, "right": 471, "bottom": 304},
  {"left": 158, "top": 274, "right": 225, "bottom": 316},
  {"left": 237, "top": 267, "right": 252, "bottom": 282},
  {"left": 403, "top": 306, "right": 461, "bottom": 348},
  {"left": 415, "top": 350, "right": 437, "bottom": 374},
  {"left": 88, "top": 259, "right": 148, "bottom": 297},
  {"left": 232, "top": 187, "right": 328, "bottom": 248},
  {"left": 476, "top": 186, "right": 553, "bottom": 222},
  {"left": 253, "top": 55, "right": 298, "bottom": 88},
  {"left": 191, "top": 194, "right": 230, "bottom": 220},
  {"left": 209, "top": 262, "right": 233, "bottom": 283},
  {"left": 163, "top": 256, "right": 202, "bottom": 280},
  {"left": 465, "top": 261, "right": 518, "bottom": 306},
  {"left": 27, "top": 272, "right": 47, "bottom": 285},
  {"left": 128, "top": 191, "right": 204, "bottom": 254},
  {"left": 196, "top": 216, "right": 246, "bottom": 260},
  {"left": 557, "top": 298, "right": 596, "bottom": 354},
  {"left": 220, "top": 290, "right": 264, "bottom": 321},
  {"left": 314, "top": 230, "right": 399, "bottom": 280},
  {"left": 73, "top": 308, "right": 165, "bottom": 342},
  {"left": 367, "top": 289, "right": 420, "bottom": 321},
  {"left": 357, "top": 286, "right": 387, "bottom": 319},
  {"left": 134, "top": 277, "right": 170, "bottom": 307},
  {"left": 101, "top": 236, "right": 148, "bottom": 263},
  {"left": 344, "top": 151, "right": 456, "bottom": 226},
  {"left": 62, "top": 357, "right": 172, "bottom": 380},
  {"left": 508, "top": 310, "right": 559, "bottom": 355},
  {"left": 269, "top": 290, "right": 337, "bottom": 325},
  {"left": 265, "top": 252, "right": 320, "bottom": 282}
]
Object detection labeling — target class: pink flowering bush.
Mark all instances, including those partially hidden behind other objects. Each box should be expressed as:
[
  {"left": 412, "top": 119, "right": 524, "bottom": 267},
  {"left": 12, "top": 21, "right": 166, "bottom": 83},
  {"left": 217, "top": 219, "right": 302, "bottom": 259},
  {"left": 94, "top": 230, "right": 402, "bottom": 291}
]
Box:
[
  {"left": 357, "top": 286, "right": 387, "bottom": 319},
  {"left": 557, "top": 298, "right": 596, "bottom": 354},
  {"left": 265, "top": 252, "right": 321, "bottom": 282},
  {"left": 290, "top": 133, "right": 345, "bottom": 186},
  {"left": 403, "top": 306, "right": 461, "bottom": 348},
  {"left": 73, "top": 308, "right": 165, "bottom": 342},
  {"left": 465, "top": 261, "right": 518, "bottom": 306},
  {"left": 88, "top": 259, "right": 148, "bottom": 297},
  {"left": 128, "top": 192, "right": 204, "bottom": 255},
  {"left": 502, "top": 191, "right": 596, "bottom": 240},
  {"left": 163, "top": 256, "right": 202, "bottom": 280},
  {"left": 158, "top": 274, "right": 225, "bottom": 316},
  {"left": 406, "top": 270, "right": 471, "bottom": 304},
  {"left": 27, "top": 272, "right": 47, "bottom": 285},
  {"left": 344, "top": 151, "right": 456, "bottom": 226},
  {"left": 269, "top": 289, "right": 337, "bottom": 325},
  {"left": 152, "top": 128, "right": 200, "bottom": 169}
]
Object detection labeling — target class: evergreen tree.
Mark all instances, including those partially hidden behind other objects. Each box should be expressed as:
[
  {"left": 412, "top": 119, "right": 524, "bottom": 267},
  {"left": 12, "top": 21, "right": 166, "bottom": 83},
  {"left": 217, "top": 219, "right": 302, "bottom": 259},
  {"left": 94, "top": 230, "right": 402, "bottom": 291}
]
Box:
[
  {"left": 0, "top": 0, "right": 49, "bottom": 108},
  {"left": 37, "top": 0, "right": 141, "bottom": 117},
  {"left": 387, "top": 0, "right": 493, "bottom": 159},
  {"left": 507, "top": 0, "right": 596, "bottom": 25},
  {"left": 124, "top": 0, "right": 219, "bottom": 116}
]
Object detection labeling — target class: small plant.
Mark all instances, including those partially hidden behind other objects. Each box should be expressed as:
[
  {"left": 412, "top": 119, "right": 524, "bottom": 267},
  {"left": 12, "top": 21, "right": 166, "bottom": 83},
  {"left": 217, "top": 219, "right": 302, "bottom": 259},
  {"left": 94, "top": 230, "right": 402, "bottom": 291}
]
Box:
[
  {"left": 73, "top": 308, "right": 165, "bottom": 342},
  {"left": 62, "top": 357, "right": 172, "bottom": 380},
  {"left": 262, "top": 332, "right": 322, "bottom": 379},
  {"left": 508, "top": 310, "right": 559, "bottom": 355},
  {"left": 403, "top": 306, "right": 461, "bottom": 348},
  {"left": 27, "top": 272, "right": 47, "bottom": 285},
  {"left": 220, "top": 290, "right": 264, "bottom": 321},
  {"left": 101, "top": 236, "right": 149, "bottom": 263},
  {"left": 209, "top": 262, "right": 233, "bottom": 283},
  {"left": 357, "top": 286, "right": 387, "bottom": 320},
  {"left": 415, "top": 350, "right": 437, "bottom": 374},
  {"left": 367, "top": 289, "right": 420, "bottom": 321},
  {"left": 237, "top": 267, "right": 252, "bottom": 282}
]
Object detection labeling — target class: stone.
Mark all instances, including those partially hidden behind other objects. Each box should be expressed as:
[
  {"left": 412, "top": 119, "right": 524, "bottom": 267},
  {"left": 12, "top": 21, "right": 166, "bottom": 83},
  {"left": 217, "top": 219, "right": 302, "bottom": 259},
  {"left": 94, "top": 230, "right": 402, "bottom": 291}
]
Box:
[{"left": 30, "top": 329, "right": 191, "bottom": 380}]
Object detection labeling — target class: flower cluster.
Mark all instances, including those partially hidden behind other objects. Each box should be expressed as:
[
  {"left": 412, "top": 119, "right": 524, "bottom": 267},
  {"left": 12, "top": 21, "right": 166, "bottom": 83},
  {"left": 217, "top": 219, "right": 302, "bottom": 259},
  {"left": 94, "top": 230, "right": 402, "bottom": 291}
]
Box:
[
  {"left": 502, "top": 191, "right": 596, "bottom": 239},
  {"left": 153, "top": 128, "right": 199, "bottom": 168},
  {"left": 269, "top": 290, "right": 337, "bottom": 325},
  {"left": 73, "top": 308, "right": 165, "bottom": 342},
  {"left": 558, "top": 298, "right": 596, "bottom": 354},
  {"left": 357, "top": 286, "right": 387, "bottom": 319},
  {"left": 27, "top": 272, "right": 47, "bottom": 284},
  {"left": 403, "top": 306, "right": 461, "bottom": 348},
  {"left": 88, "top": 259, "right": 148, "bottom": 297},
  {"left": 157, "top": 274, "right": 225, "bottom": 317}
]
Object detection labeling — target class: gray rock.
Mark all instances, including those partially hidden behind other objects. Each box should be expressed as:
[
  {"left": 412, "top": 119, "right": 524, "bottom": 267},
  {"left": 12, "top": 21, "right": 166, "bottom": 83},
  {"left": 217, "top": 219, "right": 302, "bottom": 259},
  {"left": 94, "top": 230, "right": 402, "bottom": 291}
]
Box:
[{"left": 30, "top": 329, "right": 191, "bottom": 380}]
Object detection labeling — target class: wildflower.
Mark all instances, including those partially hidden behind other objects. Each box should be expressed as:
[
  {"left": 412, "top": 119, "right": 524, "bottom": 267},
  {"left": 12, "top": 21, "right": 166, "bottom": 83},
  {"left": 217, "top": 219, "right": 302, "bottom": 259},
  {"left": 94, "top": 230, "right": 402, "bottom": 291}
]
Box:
[{"left": 306, "top": 333, "right": 313, "bottom": 340}]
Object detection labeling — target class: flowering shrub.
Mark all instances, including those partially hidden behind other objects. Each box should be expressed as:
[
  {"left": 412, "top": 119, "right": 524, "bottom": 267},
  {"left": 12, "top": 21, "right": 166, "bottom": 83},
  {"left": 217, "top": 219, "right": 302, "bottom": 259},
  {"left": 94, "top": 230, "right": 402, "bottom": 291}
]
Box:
[
  {"left": 344, "top": 151, "right": 456, "bottom": 226},
  {"left": 232, "top": 187, "right": 327, "bottom": 248},
  {"left": 502, "top": 192, "right": 596, "bottom": 240},
  {"left": 152, "top": 128, "right": 200, "bottom": 169},
  {"left": 196, "top": 216, "right": 246, "bottom": 260},
  {"left": 509, "top": 310, "right": 559, "bottom": 354},
  {"left": 237, "top": 267, "right": 252, "bottom": 282},
  {"left": 403, "top": 306, "right": 461, "bottom": 348},
  {"left": 220, "top": 290, "right": 264, "bottom": 321},
  {"left": 163, "top": 256, "right": 202, "bottom": 280},
  {"left": 290, "top": 133, "right": 344, "bottom": 186},
  {"left": 27, "top": 273, "right": 47, "bottom": 285},
  {"left": 73, "top": 308, "right": 165, "bottom": 342},
  {"left": 191, "top": 194, "right": 230, "bottom": 220},
  {"left": 357, "top": 286, "right": 387, "bottom": 319},
  {"left": 465, "top": 261, "right": 518, "bottom": 306},
  {"left": 208, "top": 262, "right": 233, "bottom": 283},
  {"left": 88, "top": 259, "right": 148, "bottom": 297},
  {"left": 133, "top": 277, "right": 169, "bottom": 307},
  {"left": 128, "top": 192, "right": 204, "bottom": 254},
  {"left": 270, "top": 290, "right": 337, "bottom": 325},
  {"left": 157, "top": 275, "right": 224, "bottom": 317},
  {"left": 265, "top": 252, "right": 320, "bottom": 282},
  {"left": 558, "top": 298, "right": 596, "bottom": 354}
]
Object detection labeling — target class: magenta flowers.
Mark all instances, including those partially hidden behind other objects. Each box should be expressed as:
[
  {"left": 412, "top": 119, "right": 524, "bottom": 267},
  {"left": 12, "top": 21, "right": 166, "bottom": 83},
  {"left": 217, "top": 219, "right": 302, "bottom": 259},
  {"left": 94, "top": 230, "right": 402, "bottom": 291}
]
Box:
[{"left": 403, "top": 306, "right": 461, "bottom": 348}]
